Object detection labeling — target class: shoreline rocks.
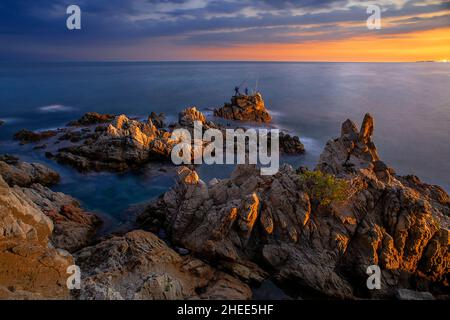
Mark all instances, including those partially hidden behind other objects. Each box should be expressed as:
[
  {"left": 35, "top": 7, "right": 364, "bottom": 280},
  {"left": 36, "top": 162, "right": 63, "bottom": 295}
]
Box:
[
  {"left": 214, "top": 93, "right": 272, "bottom": 123},
  {"left": 0, "top": 174, "right": 73, "bottom": 299},
  {"left": 138, "top": 114, "right": 449, "bottom": 299},
  {"left": 0, "top": 158, "right": 101, "bottom": 253}
]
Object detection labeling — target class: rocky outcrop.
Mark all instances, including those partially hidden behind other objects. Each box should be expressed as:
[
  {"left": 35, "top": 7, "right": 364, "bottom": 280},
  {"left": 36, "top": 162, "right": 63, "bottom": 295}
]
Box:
[
  {"left": 75, "top": 230, "right": 251, "bottom": 300},
  {"left": 279, "top": 132, "right": 305, "bottom": 154},
  {"left": 68, "top": 112, "right": 115, "bottom": 127},
  {"left": 0, "top": 175, "right": 73, "bottom": 299},
  {"left": 50, "top": 114, "right": 175, "bottom": 172},
  {"left": 139, "top": 114, "right": 449, "bottom": 299},
  {"left": 149, "top": 112, "right": 166, "bottom": 128},
  {"left": 14, "top": 129, "right": 57, "bottom": 144},
  {"left": 0, "top": 155, "right": 60, "bottom": 187},
  {"left": 179, "top": 107, "right": 207, "bottom": 127},
  {"left": 214, "top": 93, "right": 272, "bottom": 123},
  {"left": 0, "top": 158, "right": 100, "bottom": 253}
]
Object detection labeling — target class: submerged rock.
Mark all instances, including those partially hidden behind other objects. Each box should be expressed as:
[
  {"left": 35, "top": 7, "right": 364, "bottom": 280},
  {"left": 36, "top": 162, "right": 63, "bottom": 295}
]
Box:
[{"left": 214, "top": 93, "right": 272, "bottom": 123}]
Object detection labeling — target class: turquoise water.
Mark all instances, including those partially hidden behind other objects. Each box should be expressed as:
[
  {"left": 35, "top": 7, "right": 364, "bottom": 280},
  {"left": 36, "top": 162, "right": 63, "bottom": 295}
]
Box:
[{"left": 1, "top": 62, "right": 449, "bottom": 224}]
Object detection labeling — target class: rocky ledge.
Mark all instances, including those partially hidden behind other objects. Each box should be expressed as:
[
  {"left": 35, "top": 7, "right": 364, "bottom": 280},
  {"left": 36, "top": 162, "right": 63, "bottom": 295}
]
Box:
[
  {"left": 138, "top": 113, "right": 449, "bottom": 299},
  {"left": 214, "top": 93, "right": 272, "bottom": 123}
]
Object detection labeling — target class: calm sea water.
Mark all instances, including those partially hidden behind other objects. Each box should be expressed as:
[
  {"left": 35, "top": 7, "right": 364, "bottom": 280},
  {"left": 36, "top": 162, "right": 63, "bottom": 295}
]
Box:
[{"left": 1, "top": 62, "right": 449, "bottom": 225}]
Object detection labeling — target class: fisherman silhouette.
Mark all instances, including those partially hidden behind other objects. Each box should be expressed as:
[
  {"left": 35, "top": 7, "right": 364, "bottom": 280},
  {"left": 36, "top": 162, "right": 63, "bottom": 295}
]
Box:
[{"left": 234, "top": 86, "right": 240, "bottom": 96}]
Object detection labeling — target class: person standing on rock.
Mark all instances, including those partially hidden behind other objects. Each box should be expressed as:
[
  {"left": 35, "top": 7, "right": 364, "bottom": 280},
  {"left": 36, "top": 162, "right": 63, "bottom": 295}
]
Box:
[
  {"left": 245, "top": 88, "right": 249, "bottom": 96},
  {"left": 234, "top": 86, "right": 240, "bottom": 96}
]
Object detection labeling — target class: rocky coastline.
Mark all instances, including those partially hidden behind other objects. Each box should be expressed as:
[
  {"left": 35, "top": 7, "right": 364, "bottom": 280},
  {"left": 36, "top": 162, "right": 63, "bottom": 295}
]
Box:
[{"left": 0, "top": 94, "right": 448, "bottom": 300}]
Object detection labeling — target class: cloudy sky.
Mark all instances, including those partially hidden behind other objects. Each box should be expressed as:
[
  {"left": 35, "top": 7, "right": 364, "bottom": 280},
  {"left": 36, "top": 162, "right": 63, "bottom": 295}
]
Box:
[{"left": 0, "top": 0, "right": 449, "bottom": 61}]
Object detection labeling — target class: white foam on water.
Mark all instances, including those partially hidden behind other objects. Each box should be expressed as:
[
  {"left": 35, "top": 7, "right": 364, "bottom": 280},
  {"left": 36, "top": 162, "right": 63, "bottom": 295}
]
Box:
[{"left": 38, "top": 104, "right": 75, "bottom": 113}]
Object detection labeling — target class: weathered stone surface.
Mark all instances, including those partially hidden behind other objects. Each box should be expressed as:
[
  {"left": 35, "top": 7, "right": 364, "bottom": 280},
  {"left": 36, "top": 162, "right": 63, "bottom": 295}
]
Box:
[
  {"left": 0, "top": 159, "right": 60, "bottom": 187},
  {"left": 0, "top": 175, "right": 73, "bottom": 299},
  {"left": 0, "top": 159, "right": 101, "bottom": 253},
  {"left": 52, "top": 114, "right": 175, "bottom": 172},
  {"left": 75, "top": 230, "right": 251, "bottom": 300},
  {"left": 139, "top": 114, "right": 449, "bottom": 299},
  {"left": 214, "top": 93, "right": 272, "bottom": 123}
]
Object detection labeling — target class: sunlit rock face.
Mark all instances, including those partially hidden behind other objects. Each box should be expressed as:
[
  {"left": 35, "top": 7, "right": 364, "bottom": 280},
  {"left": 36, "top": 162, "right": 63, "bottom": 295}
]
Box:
[
  {"left": 53, "top": 114, "right": 175, "bottom": 172},
  {"left": 139, "top": 114, "right": 449, "bottom": 299},
  {"left": 214, "top": 93, "right": 272, "bottom": 123},
  {"left": 0, "top": 175, "right": 73, "bottom": 299}
]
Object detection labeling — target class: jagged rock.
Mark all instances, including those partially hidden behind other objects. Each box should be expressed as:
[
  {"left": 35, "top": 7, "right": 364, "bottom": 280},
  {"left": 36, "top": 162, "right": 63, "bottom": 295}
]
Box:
[
  {"left": 0, "top": 159, "right": 60, "bottom": 187},
  {"left": 68, "top": 112, "right": 115, "bottom": 126},
  {"left": 149, "top": 112, "right": 166, "bottom": 128},
  {"left": 52, "top": 114, "right": 175, "bottom": 172},
  {"left": 279, "top": 132, "right": 305, "bottom": 154},
  {"left": 14, "top": 129, "right": 57, "bottom": 144},
  {"left": 0, "top": 175, "right": 73, "bottom": 299},
  {"left": 179, "top": 107, "right": 206, "bottom": 126},
  {"left": 139, "top": 114, "right": 449, "bottom": 299},
  {"left": 214, "top": 93, "right": 272, "bottom": 123},
  {"left": 75, "top": 230, "right": 251, "bottom": 300},
  {"left": 317, "top": 113, "right": 379, "bottom": 174}
]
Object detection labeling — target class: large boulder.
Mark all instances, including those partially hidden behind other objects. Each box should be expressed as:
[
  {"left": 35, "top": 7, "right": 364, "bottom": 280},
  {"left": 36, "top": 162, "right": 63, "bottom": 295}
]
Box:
[{"left": 214, "top": 93, "right": 272, "bottom": 123}]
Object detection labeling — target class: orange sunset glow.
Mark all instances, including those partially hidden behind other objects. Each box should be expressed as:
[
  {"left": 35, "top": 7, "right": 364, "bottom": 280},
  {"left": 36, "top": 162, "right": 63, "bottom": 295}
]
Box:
[{"left": 181, "top": 26, "right": 450, "bottom": 62}]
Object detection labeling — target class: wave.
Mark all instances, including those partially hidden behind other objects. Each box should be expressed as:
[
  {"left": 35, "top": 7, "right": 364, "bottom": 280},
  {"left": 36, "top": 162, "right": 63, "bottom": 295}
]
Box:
[{"left": 38, "top": 104, "right": 75, "bottom": 113}]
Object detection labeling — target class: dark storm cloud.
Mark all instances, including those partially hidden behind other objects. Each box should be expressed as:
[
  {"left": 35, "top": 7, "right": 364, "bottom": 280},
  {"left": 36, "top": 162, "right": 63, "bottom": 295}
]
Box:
[{"left": 0, "top": 0, "right": 449, "bottom": 59}]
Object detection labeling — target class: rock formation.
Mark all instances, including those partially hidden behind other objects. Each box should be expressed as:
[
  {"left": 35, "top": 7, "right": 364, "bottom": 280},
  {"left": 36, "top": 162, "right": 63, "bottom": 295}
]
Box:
[
  {"left": 0, "top": 174, "right": 73, "bottom": 299},
  {"left": 17, "top": 108, "right": 304, "bottom": 172},
  {"left": 49, "top": 114, "right": 176, "bottom": 172},
  {"left": 67, "top": 112, "right": 115, "bottom": 126},
  {"left": 14, "top": 129, "right": 57, "bottom": 144},
  {"left": 139, "top": 114, "right": 449, "bottom": 299},
  {"left": 0, "top": 158, "right": 100, "bottom": 253},
  {"left": 0, "top": 155, "right": 60, "bottom": 187},
  {"left": 75, "top": 230, "right": 251, "bottom": 300},
  {"left": 214, "top": 93, "right": 272, "bottom": 123}
]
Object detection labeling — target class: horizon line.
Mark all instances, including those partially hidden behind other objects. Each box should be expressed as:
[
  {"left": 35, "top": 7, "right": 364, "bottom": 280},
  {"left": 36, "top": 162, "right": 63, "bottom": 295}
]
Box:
[{"left": 1, "top": 59, "right": 446, "bottom": 64}]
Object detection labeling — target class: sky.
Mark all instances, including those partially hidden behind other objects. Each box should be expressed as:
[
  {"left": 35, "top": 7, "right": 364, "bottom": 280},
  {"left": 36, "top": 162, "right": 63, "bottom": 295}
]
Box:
[{"left": 0, "top": 0, "right": 449, "bottom": 62}]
